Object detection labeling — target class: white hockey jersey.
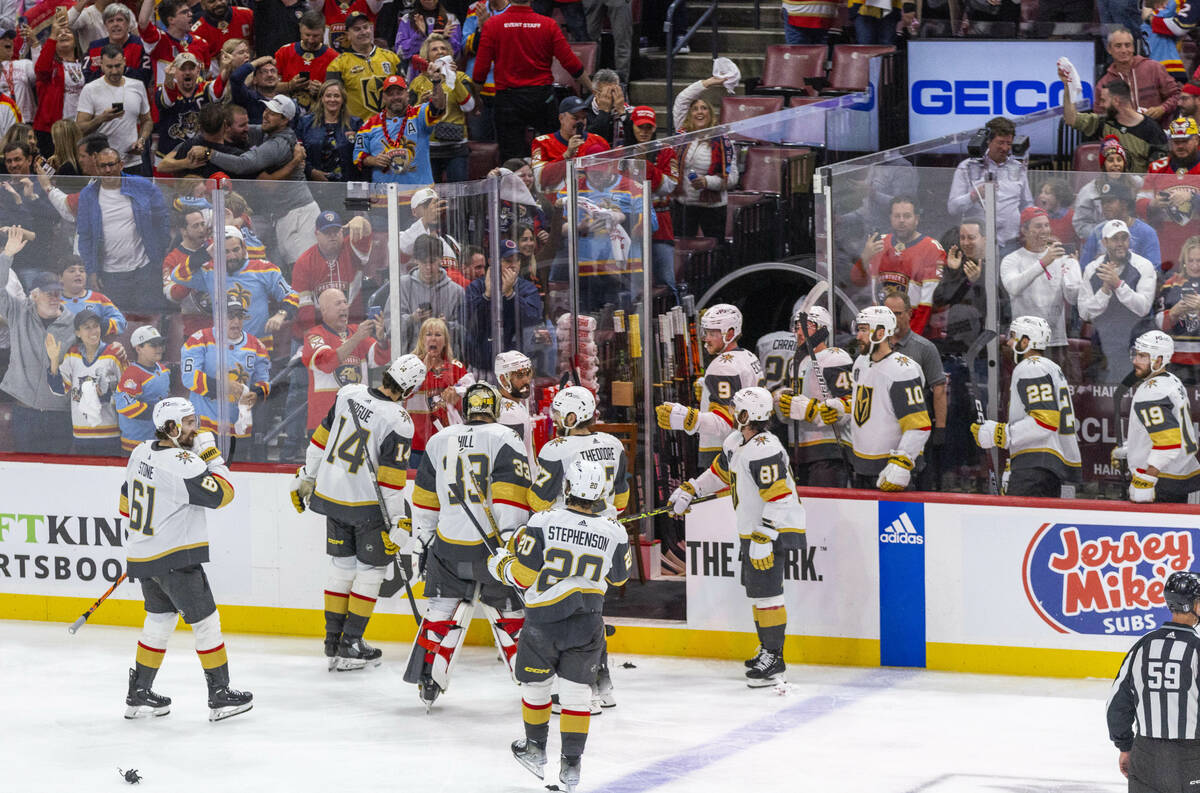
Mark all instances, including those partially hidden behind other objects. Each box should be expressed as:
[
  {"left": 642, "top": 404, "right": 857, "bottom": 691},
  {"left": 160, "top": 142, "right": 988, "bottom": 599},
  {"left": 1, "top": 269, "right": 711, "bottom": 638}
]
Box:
[
  {"left": 412, "top": 420, "right": 532, "bottom": 559},
  {"left": 756, "top": 331, "right": 796, "bottom": 394},
  {"left": 528, "top": 431, "right": 630, "bottom": 518},
  {"left": 1127, "top": 371, "right": 1200, "bottom": 485},
  {"left": 692, "top": 429, "right": 805, "bottom": 541},
  {"left": 698, "top": 347, "right": 763, "bottom": 464},
  {"left": 1005, "top": 354, "right": 1081, "bottom": 481},
  {"left": 51, "top": 342, "right": 123, "bottom": 439},
  {"left": 849, "top": 351, "right": 932, "bottom": 476},
  {"left": 120, "top": 440, "right": 234, "bottom": 578},
  {"left": 305, "top": 383, "right": 415, "bottom": 526},
  {"left": 499, "top": 396, "right": 535, "bottom": 464},
  {"left": 780, "top": 346, "right": 854, "bottom": 464},
  {"left": 503, "top": 507, "right": 630, "bottom": 623}
]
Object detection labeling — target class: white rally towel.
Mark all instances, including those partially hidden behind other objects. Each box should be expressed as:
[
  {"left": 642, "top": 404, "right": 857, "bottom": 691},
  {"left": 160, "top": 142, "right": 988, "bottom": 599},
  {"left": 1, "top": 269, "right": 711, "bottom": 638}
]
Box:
[
  {"left": 1057, "top": 57, "right": 1084, "bottom": 104},
  {"left": 234, "top": 401, "right": 253, "bottom": 436},
  {"left": 435, "top": 55, "right": 457, "bottom": 90},
  {"left": 77, "top": 379, "right": 103, "bottom": 426},
  {"left": 578, "top": 197, "right": 632, "bottom": 263},
  {"left": 713, "top": 57, "right": 741, "bottom": 94}
]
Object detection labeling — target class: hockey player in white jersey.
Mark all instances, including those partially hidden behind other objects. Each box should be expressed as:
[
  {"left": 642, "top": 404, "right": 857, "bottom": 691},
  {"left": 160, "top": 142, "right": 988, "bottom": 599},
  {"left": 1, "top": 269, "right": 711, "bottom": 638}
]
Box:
[
  {"left": 849, "top": 306, "right": 932, "bottom": 492},
  {"left": 774, "top": 305, "right": 854, "bottom": 487},
  {"left": 757, "top": 327, "right": 796, "bottom": 395},
  {"left": 289, "top": 354, "right": 426, "bottom": 671},
  {"left": 488, "top": 458, "right": 631, "bottom": 793},
  {"left": 119, "top": 398, "right": 252, "bottom": 722},
  {"left": 972, "top": 316, "right": 1081, "bottom": 497},
  {"left": 405, "top": 381, "right": 533, "bottom": 708},
  {"left": 1112, "top": 331, "right": 1200, "bottom": 503},
  {"left": 656, "top": 303, "right": 764, "bottom": 469},
  {"left": 495, "top": 350, "right": 536, "bottom": 462},
  {"left": 668, "top": 386, "right": 806, "bottom": 687}
]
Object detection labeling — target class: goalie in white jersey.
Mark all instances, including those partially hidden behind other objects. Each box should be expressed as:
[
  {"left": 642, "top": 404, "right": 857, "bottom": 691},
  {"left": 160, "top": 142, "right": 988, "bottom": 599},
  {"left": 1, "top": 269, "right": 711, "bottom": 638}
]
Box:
[
  {"left": 405, "top": 381, "right": 533, "bottom": 709},
  {"left": 656, "top": 303, "right": 764, "bottom": 470},
  {"left": 119, "top": 398, "right": 252, "bottom": 723},
  {"left": 669, "top": 386, "right": 806, "bottom": 688},
  {"left": 774, "top": 305, "right": 854, "bottom": 487},
  {"left": 289, "top": 354, "right": 426, "bottom": 671},
  {"left": 1112, "top": 331, "right": 1200, "bottom": 503},
  {"left": 488, "top": 458, "right": 631, "bottom": 793},
  {"left": 972, "top": 316, "right": 1081, "bottom": 496},
  {"left": 849, "top": 306, "right": 932, "bottom": 492}
]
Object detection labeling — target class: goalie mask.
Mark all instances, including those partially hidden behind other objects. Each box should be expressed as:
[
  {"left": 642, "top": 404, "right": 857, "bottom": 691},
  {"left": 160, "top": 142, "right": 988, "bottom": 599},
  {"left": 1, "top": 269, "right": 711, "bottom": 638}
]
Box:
[
  {"left": 463, "top": 381, "right": 502, "bottom": 420},
  {"left": 385, "top": 354, "right": 427, "bottom": 400},
  {"left": 1131, "top": 330, "right": 1174, "bottom": 375},
  {"left": 732, "top": 386, "right": 773, "bottom": 429},
  {"left": 494, "top": 350, "right": 533, "bottom": 399},
  {"left": 855, "top": 306, "right": 897, "bottom": 354},
  {"left": 551, "top": 385, "right": 596, "bottom": 431},
  {"left": 1008, "top": 315, "right": 1050, "bottom": 363}
]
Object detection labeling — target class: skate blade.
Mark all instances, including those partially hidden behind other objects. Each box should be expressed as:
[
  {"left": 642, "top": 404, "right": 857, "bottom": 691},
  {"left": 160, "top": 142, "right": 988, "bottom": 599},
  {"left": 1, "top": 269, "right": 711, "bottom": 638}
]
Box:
[
  {"left": 208, "top": 702, "right": 253, "bottom": 722},
  {"left": 746, "top": 673, "right": 786, "bottom": 689},
  {"left": 511, "top": 752, "right": 545, "bottom": 780},
  {"left": 596, "top": 694, "right": 616, "bottom": 708},
  {"left": 327, "top": 657, "right": 338, "bottom": 672},
  {"left": 124, "top": 704, "right": 170, "bottom": 719}
]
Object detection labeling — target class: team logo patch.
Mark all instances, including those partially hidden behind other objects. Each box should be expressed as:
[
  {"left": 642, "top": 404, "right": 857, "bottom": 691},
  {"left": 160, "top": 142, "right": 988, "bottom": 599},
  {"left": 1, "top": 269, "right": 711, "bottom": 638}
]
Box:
[
  {"left": 1023, "top": 522, "right": 1196, "bottom": 636},
  {"left": 853, "top": 385, "right": 873, "bottom": 427},
  {"left": 334, "top": 363, "right": 363, "bottom": 386}
]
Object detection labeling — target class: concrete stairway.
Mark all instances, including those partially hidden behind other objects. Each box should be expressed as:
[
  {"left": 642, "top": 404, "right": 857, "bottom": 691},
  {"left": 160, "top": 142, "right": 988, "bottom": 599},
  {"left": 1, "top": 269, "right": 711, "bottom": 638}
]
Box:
[{"left": 630, "top": 1, "right": 787, "bottom": 130}]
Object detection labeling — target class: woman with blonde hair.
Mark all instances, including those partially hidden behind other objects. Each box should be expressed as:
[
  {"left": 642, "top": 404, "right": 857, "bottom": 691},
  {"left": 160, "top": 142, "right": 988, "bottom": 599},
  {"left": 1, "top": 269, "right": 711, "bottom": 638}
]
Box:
[
  {"left": 48, "top": 119, "right": 82, "bottom": 175},
  {"left": 409, "top": 33, "right": 474, "bottom": 182},
  {"left": 405, "top": 316, "right": 468, "bottom": 468},
  {"left": 296, "top": 80, "right": 362, "bottom": 182},
  {"left": 671, "top": 74, "right": 737, "bottom": 240}
]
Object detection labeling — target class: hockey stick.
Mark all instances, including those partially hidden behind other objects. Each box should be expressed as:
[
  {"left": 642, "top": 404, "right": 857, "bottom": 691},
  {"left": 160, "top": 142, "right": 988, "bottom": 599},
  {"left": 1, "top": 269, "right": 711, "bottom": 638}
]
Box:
[
  {"left": 68, "top": 573, "right": 127, "bottom": 634},
  {"left": 617, "top": 493, "right": 720, "bottom": 523},
  {"left": 962, "top": 329, "right": 999, "bottom": 495},
  {"left": 1111, "top": 371, "right": 1138, "bottom": 480},
  {"left": 345, "top": 399, "right": 421, "bottom": 622},
  {"left": 794, "top": 310, "right": 855, "bottom": 486},
  {"left": 443, "top": 474, "right": 526, "bottom": 605}
]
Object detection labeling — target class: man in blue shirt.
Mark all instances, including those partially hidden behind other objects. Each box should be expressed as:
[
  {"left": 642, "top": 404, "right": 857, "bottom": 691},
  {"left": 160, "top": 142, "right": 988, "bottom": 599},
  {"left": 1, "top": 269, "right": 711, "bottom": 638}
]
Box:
[{"left": 353, "top": 74, "right": 445, "bottom": 185}]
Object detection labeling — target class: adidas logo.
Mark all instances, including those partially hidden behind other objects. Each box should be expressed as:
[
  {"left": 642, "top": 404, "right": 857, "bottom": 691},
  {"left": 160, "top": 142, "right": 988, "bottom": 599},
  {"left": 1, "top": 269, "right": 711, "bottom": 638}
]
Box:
[{"left": 880, "top": 512, "right": 924, "bottom": 545}]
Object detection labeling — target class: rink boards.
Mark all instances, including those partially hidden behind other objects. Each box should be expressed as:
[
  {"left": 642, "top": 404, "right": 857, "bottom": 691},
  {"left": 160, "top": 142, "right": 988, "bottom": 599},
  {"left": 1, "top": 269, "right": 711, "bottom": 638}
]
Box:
[{"left": 1, "top": 459, "right": 1197, "bottom": 679}]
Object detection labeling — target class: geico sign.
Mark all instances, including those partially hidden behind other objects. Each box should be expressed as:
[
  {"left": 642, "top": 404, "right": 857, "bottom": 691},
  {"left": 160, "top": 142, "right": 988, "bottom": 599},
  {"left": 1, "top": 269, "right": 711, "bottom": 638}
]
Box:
[{"left": 911, "top": 80, "right": 1094, "bottom": 115}]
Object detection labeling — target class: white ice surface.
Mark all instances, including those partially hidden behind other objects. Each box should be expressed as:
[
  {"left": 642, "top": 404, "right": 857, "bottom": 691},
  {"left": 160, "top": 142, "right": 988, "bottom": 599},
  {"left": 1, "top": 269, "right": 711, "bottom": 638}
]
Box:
[{"left": 1, "top": 620, "right": 1123, "bottom": 793}]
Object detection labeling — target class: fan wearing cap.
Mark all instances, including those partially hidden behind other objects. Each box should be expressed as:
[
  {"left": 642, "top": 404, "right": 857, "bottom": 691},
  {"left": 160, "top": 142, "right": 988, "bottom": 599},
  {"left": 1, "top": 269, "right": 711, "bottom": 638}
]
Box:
[
  {"left": 1079, "top": 219, "right": 1158, "bottom": 383},
  {"left": 462, "top": 238, "right": 544, "bottom": 368},
  {"left": 171, "top": 225, "right": 299, "bottom": 354},
  {"left": 292, "top": 211, "right": 382, "bottom": 333},
  {"left": 327, "top": 12, "right": 403, "bottom": 120},
  {"left": 1072, "top": 136, "right": 1140, "bottom": 242},
  {"left": 138, "top": 0, "right": 213, "bottom": 85},
  {"left": 1079, "top": 181, "right": 1162, "bottom": 272},
  {"left": 0, "top": 28, "right": 35, "bottom": 124},
  {"left": 181, "top": 295, "right": 270, "bottom": 450},
  {"left": 353, "top": 72, "right": 443, "bottom": 185},
  {"left": 999, "top": 207, "right": 1081, "bottom": 352},
  {"left": 190, "top": 0, "right": 254, "bottom": 56},
  {"left": 115, "top": 325, "right": 171, "bottom": 452},
  {"left": 45, "top": 308, "right": 124, "bottom": 455},
  {"left": 152, "top": 50, "right": 231, "bottom": 168},
  {"left": 396, "top": 187, "right": 462, "bottom": 277},
  {"left": 58, "top": 256, "right": 127, "bottom": 339},
  {"left": 531, "top": 95, "right": 610, "bottom": 194}
]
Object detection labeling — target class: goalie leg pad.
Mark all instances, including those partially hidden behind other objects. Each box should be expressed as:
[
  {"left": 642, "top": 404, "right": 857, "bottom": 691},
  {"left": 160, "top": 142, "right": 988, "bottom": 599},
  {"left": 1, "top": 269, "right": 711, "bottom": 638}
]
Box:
[
  {"left": 403, "top": 596, "right": 475, "bottom": 696},
  {"left": 480, "top": 604, "right": 524, "bottom": 680}
]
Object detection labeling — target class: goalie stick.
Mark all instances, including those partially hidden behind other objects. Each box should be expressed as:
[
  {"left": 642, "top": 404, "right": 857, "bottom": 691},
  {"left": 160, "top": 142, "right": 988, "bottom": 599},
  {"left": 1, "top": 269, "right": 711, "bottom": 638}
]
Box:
[{"left": 961, "top": 329, "right": 999, "bottom": 495}]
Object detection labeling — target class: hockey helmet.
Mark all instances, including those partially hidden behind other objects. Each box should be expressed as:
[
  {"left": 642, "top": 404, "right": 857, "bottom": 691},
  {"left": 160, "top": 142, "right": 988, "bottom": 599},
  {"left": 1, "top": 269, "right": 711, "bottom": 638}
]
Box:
[
  {"left": 551, "top": 385, "right": 596, "bottom": 430},
  {"left": 385, "top": 354, "right": 427, "bottom": 400},
  {"left": 732, "top": 386, "right": 773, "bottom": 428},
  {"left": 494, "top": 350, "right": 533, "bottom": 398},
  {"left": 1164, "top": 571, "right": 1200, "bottom": 612},
  {"left": 463, "top": 381, "right": 502, "bottom": 420},
  {"left": 856, "top": 305, "right": 897, "bottom": 337},
  {"left": 791, "top": 304, "right": 832, "bottom": 334},
  {"left": 564, "top": 458, "right": 607, "bottom": 503},
  {"left": 153, "top": 397, "right": 195, "bottom": 432},
  {"left": 1008, "top": 315, "right": 1051, "bottom": 362},
  {"left": 1132, "top": 330, "right": 1175, "bottom": 374},
  {"left": 700, "top": 303, "right": 743, "bottom": 340}
]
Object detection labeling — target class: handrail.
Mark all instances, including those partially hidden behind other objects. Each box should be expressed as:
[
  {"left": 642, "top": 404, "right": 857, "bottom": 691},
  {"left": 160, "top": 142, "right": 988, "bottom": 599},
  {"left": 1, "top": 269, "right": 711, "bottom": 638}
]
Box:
[{"left": 664, "top": 0, "right": 720, "bottom": 120}]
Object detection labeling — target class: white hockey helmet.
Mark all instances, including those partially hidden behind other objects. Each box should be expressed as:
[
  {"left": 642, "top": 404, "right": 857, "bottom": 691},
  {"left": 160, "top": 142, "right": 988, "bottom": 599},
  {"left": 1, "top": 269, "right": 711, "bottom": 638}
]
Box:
[
  {"left": 791, "top": 304, "right": 832, "bottom": 334},
  {"left": 732, "top": 386, "right": 774, "bottom": 428},
  {"left": 564, "top": 458, "right": 607, "bottom": 502},
  {"left": 700, "top": 303, "right": 743, "bottom": 340},
  {"left": 153, "top": 397, "right": 195, "bottom": 432},
  {"left": 494, "top": 350, "right": 533, "bottom": 397},
  {"left": 551, "top": 385, "right": 596, "bottom": 430},
  {"left": 856, "top": 305, "right": 897, "bottom": 337},
  {"left": 1008, "top": 315, "right": 1051, "bottom": 362},
  {"left": 385, "top": 354, "right": 427, "bottom": 400},
  {"left": 1132, "top": 330, "right": 1175, "bottom": 374},
  {"left": 463, "top": 381, "right": 502, "bottom": 420}
]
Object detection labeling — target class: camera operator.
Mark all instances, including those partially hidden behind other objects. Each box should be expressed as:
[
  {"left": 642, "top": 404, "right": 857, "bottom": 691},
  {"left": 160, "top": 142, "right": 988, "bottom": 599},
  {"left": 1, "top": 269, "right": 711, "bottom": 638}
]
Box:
[{"left": 947, "top": 116, "right": 1033, "bottom": 254}]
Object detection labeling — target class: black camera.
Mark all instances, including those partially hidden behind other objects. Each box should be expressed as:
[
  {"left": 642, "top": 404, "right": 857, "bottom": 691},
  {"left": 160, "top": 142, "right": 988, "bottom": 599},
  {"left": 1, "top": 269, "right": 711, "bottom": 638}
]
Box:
[{"left": 967, "top": 127, "right": 1030, "bottom": 159}]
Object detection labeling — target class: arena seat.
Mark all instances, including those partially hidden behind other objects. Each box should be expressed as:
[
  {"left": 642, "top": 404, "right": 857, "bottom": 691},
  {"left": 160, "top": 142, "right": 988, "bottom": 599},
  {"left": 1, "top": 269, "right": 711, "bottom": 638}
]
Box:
[
  {"left": 757, "top": 45, "right": 827, "bottom": 96},
  {"left": 827, "top": 45, "right": 894, "bottom": 93},
  {"left": 552, "top": 42, "right": 599, "bottom": 94}
]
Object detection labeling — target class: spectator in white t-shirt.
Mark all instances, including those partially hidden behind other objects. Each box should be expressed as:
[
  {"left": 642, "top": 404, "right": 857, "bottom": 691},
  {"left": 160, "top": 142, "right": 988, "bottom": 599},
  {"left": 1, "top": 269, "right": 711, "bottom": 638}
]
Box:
[
  {"left": 75, "top": 43, "right": 151, "bottom": 174},
  {"left": 0, "top": 29, "right": 36, "bottom": 123}
]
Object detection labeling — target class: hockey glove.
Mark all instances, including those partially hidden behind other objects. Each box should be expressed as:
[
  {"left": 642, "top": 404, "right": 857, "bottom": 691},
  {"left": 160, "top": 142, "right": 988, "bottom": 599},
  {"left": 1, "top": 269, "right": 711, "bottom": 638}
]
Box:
[
  {"left": 1001, "top": 463, "right": 1011, "bottom": 496},
  {"left": 694, "top": 377, "right": 703, "bottom": 404},
  {"left": 388, "top": 516, "right": 412, "bottom": 552},
  {"left": 411, "top": 532, "right": 432, "bottom": 580},
  {"left": 970, "top": 420, "right": 1007, "bottom": 450},
  {"left": 656, "top": 402, "right": 699, "bottom": 434},
  {"left": 487, "top": 546, "right": 517, "bottom": 586},
  {"left": 817, "top": 397, "right": 849, "bottom": 426},
  {"left": 1129, "top": 470, "right": 1158, "bottom": 503},
  {"left": 192, "top": 430, "right": 226, "bottom": 470},
  {"left": 1110, "top": 445, "right": 1128, "bottom": 469},
  {"left": 289, "top": 466, "right": 316, "bottom": 513},
  {"left": 668, "top": 480, "right": 697, "bottom": 516},
  {"left": 747, "top": 530, "right": 775, "bottom": 571},
  {"left": 381, "top": 530, "right": 400, "bottom": 556},
  {"left": 876, "top": 453, "right": 914, "bottom": 493}
]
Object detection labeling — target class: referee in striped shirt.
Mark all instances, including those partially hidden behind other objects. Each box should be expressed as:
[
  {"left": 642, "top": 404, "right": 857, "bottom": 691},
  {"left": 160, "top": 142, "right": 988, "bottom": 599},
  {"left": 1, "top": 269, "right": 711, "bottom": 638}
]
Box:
[{"left": 1108, "top": 571, "right": 1200, "bottom": 792}]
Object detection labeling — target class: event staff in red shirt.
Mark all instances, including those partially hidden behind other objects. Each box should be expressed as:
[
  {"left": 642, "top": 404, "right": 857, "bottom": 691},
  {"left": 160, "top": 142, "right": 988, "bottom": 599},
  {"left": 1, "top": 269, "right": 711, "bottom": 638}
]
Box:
[{"left": 471, "top": 0, "right": 591, "bottom": 161}]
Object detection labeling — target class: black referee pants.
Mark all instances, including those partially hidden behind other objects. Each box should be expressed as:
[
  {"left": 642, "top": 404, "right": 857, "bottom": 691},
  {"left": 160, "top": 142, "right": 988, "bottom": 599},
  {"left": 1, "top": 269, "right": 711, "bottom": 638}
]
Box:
[
  {"left": 494, "top": 85, "right": 557, "bottom": 162},
  {"left": 1129, "top": 735, "right": 1200, "bottom": 792}
]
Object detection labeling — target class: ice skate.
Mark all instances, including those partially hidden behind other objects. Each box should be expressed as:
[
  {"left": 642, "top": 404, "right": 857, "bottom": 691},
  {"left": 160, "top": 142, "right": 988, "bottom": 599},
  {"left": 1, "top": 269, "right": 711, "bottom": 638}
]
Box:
[
  {"left": 593, "top": 664, "right": 616, "bottom": 709},
  {"left": 335, "top": 636, "right": 382, "bottom": 671},
  {"left": 743, "top": 646, "right": 766, "bottom": 669},
  {"left": 745, "top": 649, "right": 786, "bottom": 688},
  {"left": 324, "top": 633, "right": 340, "bottom": 671},
  {"left": 559, "top": 755, "right": 581, "bottom": 793},
  {"left": 205, "top": 671, "right": 253, "bottom": 722},
  {"left": 511, "top": 738, "right": 546, "bottom": 780},
  {"left": 124, "top": 668, "right": 171, "bottom": 719},
  {"left": 418, "top": 675, "right": 441, "bottom": 713}
]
